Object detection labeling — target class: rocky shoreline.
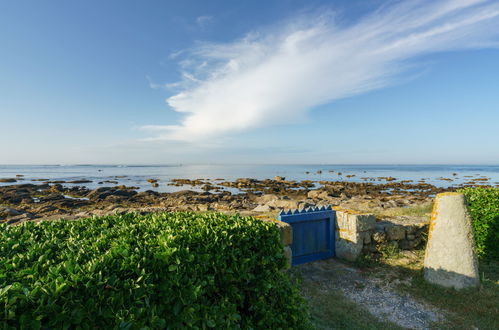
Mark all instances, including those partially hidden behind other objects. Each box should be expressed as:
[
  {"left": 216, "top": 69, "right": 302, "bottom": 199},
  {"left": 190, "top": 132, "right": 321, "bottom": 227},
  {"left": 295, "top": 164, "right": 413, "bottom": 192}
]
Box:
[{"left": 0, "top": 176, "right": 459, "bottom": 225}]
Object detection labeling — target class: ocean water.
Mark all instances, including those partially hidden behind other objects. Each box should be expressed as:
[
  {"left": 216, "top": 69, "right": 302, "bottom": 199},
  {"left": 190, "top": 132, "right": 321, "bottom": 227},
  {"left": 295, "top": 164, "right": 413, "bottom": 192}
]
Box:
[{"left": 1, "top": 164, "right": 498, "bottom": 193}]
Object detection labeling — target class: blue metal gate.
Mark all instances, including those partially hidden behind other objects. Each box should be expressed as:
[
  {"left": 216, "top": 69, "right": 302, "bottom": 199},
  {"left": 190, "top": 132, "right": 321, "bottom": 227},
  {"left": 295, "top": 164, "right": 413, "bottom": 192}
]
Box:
[{"left": 278, "top": 206, "right": 336, "bottom": 266}]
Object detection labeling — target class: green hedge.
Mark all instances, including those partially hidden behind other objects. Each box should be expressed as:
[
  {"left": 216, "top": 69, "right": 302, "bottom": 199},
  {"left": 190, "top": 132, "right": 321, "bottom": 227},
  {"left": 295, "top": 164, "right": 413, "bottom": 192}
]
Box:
[
  {"left": 0, "top": 213, "right": 311, "bottom": 329},
  {"left": 460, "top": 187, "right": 499, "bottom": 260}
]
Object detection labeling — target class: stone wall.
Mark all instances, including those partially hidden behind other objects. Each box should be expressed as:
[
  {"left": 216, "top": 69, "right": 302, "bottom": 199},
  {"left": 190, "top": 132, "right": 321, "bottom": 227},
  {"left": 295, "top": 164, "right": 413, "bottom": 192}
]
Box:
[
  {"left": 335, "top": 208, "right": 428, "bottom": 261},
  {"left": 260, "top": 209, "right": 427, "bottom": 266}
]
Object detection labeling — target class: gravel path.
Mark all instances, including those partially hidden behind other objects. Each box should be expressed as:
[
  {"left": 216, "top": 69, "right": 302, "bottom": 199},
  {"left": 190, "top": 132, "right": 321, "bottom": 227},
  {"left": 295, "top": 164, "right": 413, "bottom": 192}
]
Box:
[{"left": 296, "top": 259, "right": 443, "bottom": 329}]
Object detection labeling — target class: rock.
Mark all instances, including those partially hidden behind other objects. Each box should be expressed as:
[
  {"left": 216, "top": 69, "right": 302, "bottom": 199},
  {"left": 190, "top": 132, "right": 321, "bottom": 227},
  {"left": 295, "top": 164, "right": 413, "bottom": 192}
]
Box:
[
  {"left": 336, "top": 237, "right": 363, "bottom": 261},
  {"left": 195, "top": 204, "right": 209, "bottom": 212},
  {"left": 0, "top": 178, "right": 16, "bottom": 183},
  {"left": 307, "top": 190, "right": 329, "bottom": 200},
  {"left": 273, "top": 176, "right": 285, "bottom": 182},
  {"left": 372, "top": 231, "right": 387, "bottom": 243},
  {"left": 151, "top": 183, "right": 159, "bottom": 188},
  {"left": 0, "top": 207, "right": 22, "bottom": 218},
  {"left": 362, "top": 232, "right": 372, "bottom": 245},
  {"left": 424, "top": 192, "right": 480, "bottom": 289},
  {"left": 386, "top": 225, "right": 406, "bottom": 241},
  {"left": 255, "top": 194, "right": 279, "bottom": 204},
  {"left": 87, "top": 187, "right": 114, "bottom": 200},
  {"left": 147, "top": 179, "right": 158, "bottom": 183},
  {"left": 405, "top": 225, "right": 418, "bottom": 235},
  {"left": 253, "top": 204, "right": 272, "bottom": 212},
  {"left": 267, "top": 199, "right": 299, "bottom": 210}
]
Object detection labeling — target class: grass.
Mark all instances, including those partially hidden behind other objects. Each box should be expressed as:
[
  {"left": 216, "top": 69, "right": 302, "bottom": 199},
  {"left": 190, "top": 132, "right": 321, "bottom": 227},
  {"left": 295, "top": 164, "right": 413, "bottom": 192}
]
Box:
[{"left": 374, "top": 202, "right": 434, "bottom": 220}]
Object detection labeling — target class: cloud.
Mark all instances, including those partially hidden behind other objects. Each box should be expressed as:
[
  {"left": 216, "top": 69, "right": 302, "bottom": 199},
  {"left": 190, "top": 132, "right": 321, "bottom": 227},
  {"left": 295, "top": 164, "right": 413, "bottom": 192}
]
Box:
[
  {"left": 144, "top": 0, "right": 499, "bottom": 142},
  {"left": 196, "top": 15, "right": 213, "bottom": 29}
]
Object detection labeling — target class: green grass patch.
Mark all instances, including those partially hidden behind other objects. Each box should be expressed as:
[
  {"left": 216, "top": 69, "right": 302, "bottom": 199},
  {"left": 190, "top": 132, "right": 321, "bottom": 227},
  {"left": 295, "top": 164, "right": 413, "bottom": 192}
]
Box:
[
  {"left": 0, "top": 212, "right": 311, "bottom": 329},
  {"left": 374, "top": 202, "right": 433, "bottom": 220}
]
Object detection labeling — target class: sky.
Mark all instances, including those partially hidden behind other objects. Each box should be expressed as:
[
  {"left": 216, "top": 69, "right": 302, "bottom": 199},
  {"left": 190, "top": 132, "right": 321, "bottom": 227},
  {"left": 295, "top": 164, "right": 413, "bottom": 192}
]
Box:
[{"left": 1, "top": 0, "right": 499, "bottom": 165}]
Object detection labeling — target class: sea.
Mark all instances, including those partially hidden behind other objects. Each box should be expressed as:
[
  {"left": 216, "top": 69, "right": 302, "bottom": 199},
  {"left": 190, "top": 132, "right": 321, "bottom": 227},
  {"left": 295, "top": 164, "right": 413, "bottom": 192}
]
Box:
[{"left": 1, "top": 164, "right": 498, "bottom": 193}]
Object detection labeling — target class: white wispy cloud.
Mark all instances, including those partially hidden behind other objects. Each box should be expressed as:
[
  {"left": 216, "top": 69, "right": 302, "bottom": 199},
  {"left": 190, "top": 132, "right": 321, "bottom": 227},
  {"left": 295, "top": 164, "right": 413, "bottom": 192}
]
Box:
[
  {"left": 196, "top": 15, "right": 214, "bottom": 29},
  {"left": 144, "top": 0, "right": 499, "bottom": 142}
]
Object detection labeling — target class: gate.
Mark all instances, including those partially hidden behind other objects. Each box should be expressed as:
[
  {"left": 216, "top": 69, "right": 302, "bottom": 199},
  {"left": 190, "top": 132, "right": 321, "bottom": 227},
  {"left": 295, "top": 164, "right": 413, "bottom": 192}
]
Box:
[{"left": 278, "top": 206, "right": 336, "bottom": 266}]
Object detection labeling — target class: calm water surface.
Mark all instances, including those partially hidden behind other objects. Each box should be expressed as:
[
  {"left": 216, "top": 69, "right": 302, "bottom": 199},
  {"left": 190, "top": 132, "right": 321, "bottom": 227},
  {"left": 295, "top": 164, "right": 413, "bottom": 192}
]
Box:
[{"left": 1, "top": 164, "right": 498, "bottom": 193}]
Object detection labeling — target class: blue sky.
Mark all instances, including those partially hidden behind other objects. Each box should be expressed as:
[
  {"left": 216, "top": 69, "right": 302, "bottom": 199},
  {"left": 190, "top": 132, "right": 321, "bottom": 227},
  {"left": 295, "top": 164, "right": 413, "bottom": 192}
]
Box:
[{"left": 1, "top": 0, "right": 499, "bottom": 165}]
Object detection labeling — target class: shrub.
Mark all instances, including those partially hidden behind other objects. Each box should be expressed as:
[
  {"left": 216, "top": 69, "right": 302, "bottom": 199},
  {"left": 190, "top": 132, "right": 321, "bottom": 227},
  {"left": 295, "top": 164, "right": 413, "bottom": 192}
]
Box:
[
  {"left": 460, "top": 187, "right": 499, "bottom": 260},
  {"left": 0, "top": 213, "right": 311, "bottom": 329}
]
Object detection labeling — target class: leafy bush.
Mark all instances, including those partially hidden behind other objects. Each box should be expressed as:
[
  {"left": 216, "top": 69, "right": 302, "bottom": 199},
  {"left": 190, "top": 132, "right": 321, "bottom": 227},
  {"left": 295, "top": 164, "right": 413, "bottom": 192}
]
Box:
[
  {"left": 460, "top": 187, "right": 499, "bottom": 260},
  {"left": 0, "top": 213, "right": 311, "bottom": 329}
]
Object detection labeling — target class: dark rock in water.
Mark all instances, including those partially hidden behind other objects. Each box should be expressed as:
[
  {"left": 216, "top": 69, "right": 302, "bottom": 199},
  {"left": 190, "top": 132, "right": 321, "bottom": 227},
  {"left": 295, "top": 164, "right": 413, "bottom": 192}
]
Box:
[
  {"left": 151, "top": 183, "right": 159, "bottom": 188},
  {"left": 0, "top": 178, "right": 16, "bottom": 183},
  {"left": 202, "top": 184, "right": 214, "bottom": 191},
  {"left": 50, "top": 184, "right": 64, "bottom": 192},
  {"left": 87, "top": 187, "right": 115, "bottom": 200},
  {"left": 68, "top": 180, "right": 92, "bottom": 184},
  {"left": 105, "top": 195, "right": 126, "bottom": 203},
  {"left": 134, "top": 190, "right": 160, "bottom": 200},
  {"left": 113, "top": 190, "right": 137, "bottom": 198},
  {"left": 147, "top": 179, "right": 158, "bottom": 183}
]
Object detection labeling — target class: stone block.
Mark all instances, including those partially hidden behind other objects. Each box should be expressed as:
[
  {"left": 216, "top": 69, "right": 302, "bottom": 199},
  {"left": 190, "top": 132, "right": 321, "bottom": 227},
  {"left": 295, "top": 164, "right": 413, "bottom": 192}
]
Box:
[
  {"left": 355, "top": 214, "right": 376, "bottom": 231},
  {"left": 362, "top": 231, "right": 372, "bottom": 244},
  {"left": 399, "top": 239, "right": 411, "bottom": 250},
  {"left": 405, "top": 225, "right": 418, "bottom": 235},
  {"left": 336, "top": 228, "right": 360, "bottom": 243},
  {"left": 424, "top": 192, "right": 479, "bottom": 289},
  {"left": 387, "top": 225, "right": 406, "bottom": 241},
  {"left": 335, "top": 210, "right": 375, "bottom": 236},
  {"left": 278, "top": 222, "right": 293, "bottom": 246},
  {"left": 335, "top": 238, "right": 363, "bottom": 261},
  {"left": 335, "top": 211, "right": 350, "bottom": 230}
]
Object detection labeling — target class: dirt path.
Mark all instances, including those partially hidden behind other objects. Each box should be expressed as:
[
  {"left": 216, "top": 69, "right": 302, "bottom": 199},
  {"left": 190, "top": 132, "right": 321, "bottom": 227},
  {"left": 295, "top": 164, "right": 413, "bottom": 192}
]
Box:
[{"left": 295, "top": 259, "right": 443, "bottom": 329}]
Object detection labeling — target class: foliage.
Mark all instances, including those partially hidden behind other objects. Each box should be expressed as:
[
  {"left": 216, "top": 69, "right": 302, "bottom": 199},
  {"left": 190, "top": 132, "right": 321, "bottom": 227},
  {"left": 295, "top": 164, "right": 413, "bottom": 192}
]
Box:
[
  {"left": 459, "top": 187, "right": 499, "bottom": 260},
  {"left": 0, "top": 212, "right": 311, "bottom": 329}
]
